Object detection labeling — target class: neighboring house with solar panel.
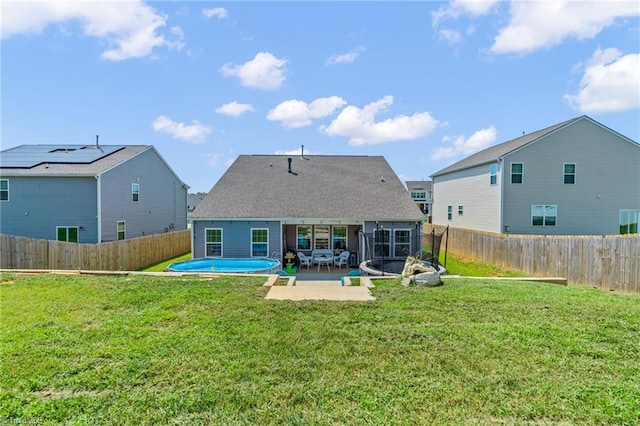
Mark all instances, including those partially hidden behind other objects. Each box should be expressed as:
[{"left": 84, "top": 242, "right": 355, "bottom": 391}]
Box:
[
  {"left": 190, "top": 155, "right": 424, "bottom": 263},
  {"left": 430, "top": 115, "right": 640, "bottom": 235},
  {"left": 0, "top": 144, "right": 188, "bottom": 243}
]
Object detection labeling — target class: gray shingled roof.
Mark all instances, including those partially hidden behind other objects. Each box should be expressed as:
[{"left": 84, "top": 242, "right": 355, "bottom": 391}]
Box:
[
  {"left": 0, "top": 145, "right": 152, "bottom": 176},
  {"left": 431, "top": 116, "right": 582, "bottom": 177},
  {"left": 193, "top": 155, "right": 424, "bottom": 221},
  {"left": 405, "top": 180, "right": 432, "bottom": 191}
]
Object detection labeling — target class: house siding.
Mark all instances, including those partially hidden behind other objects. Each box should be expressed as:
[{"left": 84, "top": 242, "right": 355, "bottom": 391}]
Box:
[
  {"left": 502, "top": 119, "right": 640, "bottom": 235},
  {"left": 0, "top": 176, "right": 99, "bottom": 242},
  {"left": 100, "top": 149, "right": 187, "bottom": 242},
  {"left": 192, "top": 220, "right": 281, "bottom": 258},
  {"left": 432, "top": 163, "right": 502, "bottom": 232}
]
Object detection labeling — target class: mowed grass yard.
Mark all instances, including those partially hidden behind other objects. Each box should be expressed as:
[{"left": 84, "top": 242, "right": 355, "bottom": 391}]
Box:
[{"left": 1, "top": 272, "right": 639, "bottom": 425}]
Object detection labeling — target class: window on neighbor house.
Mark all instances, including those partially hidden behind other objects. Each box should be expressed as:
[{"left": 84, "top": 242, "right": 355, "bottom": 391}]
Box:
[
  {"left": 394, "top": 229, "right": 411, "bottom": 257},
  {"left": 332, "top": 226, "right": 347, "bottom": 251},
  {"left": 117, "top": 221, "right": 126, "bottom": 240},
  {"left": 251, "top": 228, "right": 268, "bottom": 257},
  {"left": 619, "top": 209, "right": 639, "bottom": 234},
  {"left": 297, "top": 225, "right": 312, "bottom": 250},
  {"left": 373, "top": 228, "right": 391, "bottom": 257},
  {"left": 132, "top": 183, "right": 140, "bottom": 202},
  {"left": 0, "top": 179, "right": 8, "bottom": 201},
  {"left": 490, "top": 165, "right": 497, "bottom": 185},
  {"left": 458, "top": 205, "right": 464, "bottom": 216},
  {"left": 411, "top": 191, "right": 426, "bottom": 201},
  {"left": 57, "top": 226, "right": 78, "bottom": 243},
  {"left": 563, "top": 163, "right": 576, "bottom": 184},
  {"left": 447, "top": 205, "right": 452, "bottom": 220},
  {"left": 511, "top": 163, "right": 523, "bottom": 184},
  {"left": 314, "top": 226, "right": 330, "bottom": 250},
  {"left": 531, "top": 205, "right": 557, "bottom": 227},
  {"left": 205, "top": 228, "right": 222, "bottom": 257}
]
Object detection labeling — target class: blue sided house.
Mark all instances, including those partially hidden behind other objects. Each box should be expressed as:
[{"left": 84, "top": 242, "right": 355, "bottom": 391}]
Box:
[{"left": 0, "top": 144, "right": 188, "bottom": 243}]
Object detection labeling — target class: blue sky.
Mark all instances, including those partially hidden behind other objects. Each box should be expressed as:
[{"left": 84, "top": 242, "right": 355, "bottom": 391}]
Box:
[{"left": 2, "top": 1, "right": 639, "bottom": 193}]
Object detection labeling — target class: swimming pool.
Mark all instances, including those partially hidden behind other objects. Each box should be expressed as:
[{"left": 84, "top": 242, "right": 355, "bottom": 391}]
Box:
[{"left": 166, "top": 257, "right": 280, "bottom": 274}]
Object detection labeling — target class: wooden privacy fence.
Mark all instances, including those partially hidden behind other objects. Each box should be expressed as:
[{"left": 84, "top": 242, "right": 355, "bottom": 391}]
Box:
[
  {"left": 424, "top": 225, "right": 640, "bottom": 293},
  {"left": 0, "top": 230, "right": 191, "bottom": 272}
]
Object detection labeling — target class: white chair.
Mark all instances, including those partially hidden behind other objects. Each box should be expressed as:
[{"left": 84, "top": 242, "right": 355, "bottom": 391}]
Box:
[
  {"left": 297, "top": 252, "right": 311, "bottom": 269},
  {"left": 334, "top": 251, "right": 350, "bottom": 268}
]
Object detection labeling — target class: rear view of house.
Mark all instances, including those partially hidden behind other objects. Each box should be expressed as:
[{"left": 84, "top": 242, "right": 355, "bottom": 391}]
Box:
[
  {"left": 190, "top": 155, "right": 424, "bottom": 264},
  {"left": 0, "top": 144, "right": 188, "bottom": 243},
  {"left": 431, "top": 116, "right": 640, "bottom": 235}
]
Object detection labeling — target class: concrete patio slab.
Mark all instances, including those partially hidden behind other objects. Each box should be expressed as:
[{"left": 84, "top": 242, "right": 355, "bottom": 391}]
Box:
[{"left": 265, "top": 281, "right": 375, "bottom": 301}]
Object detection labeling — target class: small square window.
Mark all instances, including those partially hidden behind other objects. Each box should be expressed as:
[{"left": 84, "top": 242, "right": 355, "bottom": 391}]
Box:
[{"left": 458, "top": 205, "right": 464, "bottom": 215}]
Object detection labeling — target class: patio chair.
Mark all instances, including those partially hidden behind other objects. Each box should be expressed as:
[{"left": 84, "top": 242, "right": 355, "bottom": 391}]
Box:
[
  {"left": 297, "top": 252, "right": 311, "bottom": 269},
  {"left": 334, "top": 251, "right": 350, "bottom": 269}
]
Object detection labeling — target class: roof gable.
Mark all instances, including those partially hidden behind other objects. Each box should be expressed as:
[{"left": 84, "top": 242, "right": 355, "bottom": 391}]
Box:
[
  {"left": 431, "top": 116, "right": 588, "bottom": 177},
  {"left": 193, "top": 155, "right": 424, "bottom": 221}
]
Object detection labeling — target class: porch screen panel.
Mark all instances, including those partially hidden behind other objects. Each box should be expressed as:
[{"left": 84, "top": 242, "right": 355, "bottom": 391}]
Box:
[
  {"left": 297, "top": 226, "right": 312, "bottom": 250},
  {"left": 373, "top": 229, "right": 391, "bottom": 257},
  {"left": 333, "top": 226, "right": 347, "bottom": 251}
]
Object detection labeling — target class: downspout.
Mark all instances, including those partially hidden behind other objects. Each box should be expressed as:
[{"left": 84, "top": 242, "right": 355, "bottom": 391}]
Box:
[{"left": 96, "top": 175, "right": 102, "bottom": 242}]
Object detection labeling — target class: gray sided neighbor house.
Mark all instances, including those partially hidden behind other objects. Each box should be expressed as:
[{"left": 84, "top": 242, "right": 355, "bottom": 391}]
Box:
[
  {"left": 190, "top": 155, "right": 424, "bottom": 264},
  {"left": 431, "top": 115, "right": 640, "bottom": 235},
  {"left": 0, "top": 144, "right": 188, "bottom": 243}
]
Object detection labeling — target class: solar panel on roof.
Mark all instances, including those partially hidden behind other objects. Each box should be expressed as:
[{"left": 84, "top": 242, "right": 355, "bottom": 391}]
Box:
[{"left": 0, "top": 145, "right": 125, "bottom": 168}]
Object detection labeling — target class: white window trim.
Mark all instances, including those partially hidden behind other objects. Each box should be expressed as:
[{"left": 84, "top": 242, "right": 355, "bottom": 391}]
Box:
[
  {"left": 511, "top": 163, "right": 524, "bottom": 184},
  {"left": 0, "top": 179, "right": 9, "bottom": 201},
  {"left": 393, "top": 229, "right": 411, "bottom": 258},
  {"left": 531, "top": 205, "right": 557, "bottom": 227},
  {"left": 56, "top": 226, "right": 79, "bottom": 242},
  {"left": 205, "top": 227, "right": 223, "bottom": 257},
  {"left": 117, "top": 221, "right": 126, "bottom": 240},
  {"left": 251, "top": 228, "right": 269, "bottom": 257},
  {"left": 490, "top": 165, "right": 497, "bottom": 186},
  {"left": 563, "top": 163, "right": 576, "bottom": 185},
  {"left": 313, "top": 225, "right": 330, "bottom": 250},
  {"left": 131, "top": 183, "right": 140, "bottom": 202}
]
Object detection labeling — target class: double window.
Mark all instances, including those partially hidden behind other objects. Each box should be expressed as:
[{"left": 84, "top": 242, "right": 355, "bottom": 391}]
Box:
[
  {"left": 619, "top": 210, "right": 639, "bottom": 234},
  {"left": 205, "top": 228, "right": 222, "bottom": 257},
  {"left": 0, "top": 179, "right": 8, "bottom": 201},
  {"left": 251, "top": 228, "right": 268, "bottom": 257},
  {"left": 57, "top": 226, "right": 78, "bottom": 243},
  {"left": 531, "top": 205, "right": 557, "bottom": 227},
  {"left": 511, "top": 163, "right": 523, "bottom": 184},
  {"left": 563, "top": 163, "right": 576, "bottom": 184}
]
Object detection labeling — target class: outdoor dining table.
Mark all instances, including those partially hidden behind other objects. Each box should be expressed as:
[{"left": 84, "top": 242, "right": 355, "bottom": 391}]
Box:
[{"left": 313, "top": 255, "right": 332, "bottom": 272}]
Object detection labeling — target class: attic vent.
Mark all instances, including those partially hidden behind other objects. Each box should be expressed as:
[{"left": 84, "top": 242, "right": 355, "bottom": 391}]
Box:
[{"left": 49, "top": 148, "right": 77, "bottom": 153}]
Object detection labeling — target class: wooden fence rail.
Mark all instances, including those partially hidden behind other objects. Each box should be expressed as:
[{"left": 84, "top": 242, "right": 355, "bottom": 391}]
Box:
[
  {"left": 424, "top": 225, "right": 640, "bottom": 293},
  {"left": 0, "top": 230, "right": 191, "bottom": 272}
]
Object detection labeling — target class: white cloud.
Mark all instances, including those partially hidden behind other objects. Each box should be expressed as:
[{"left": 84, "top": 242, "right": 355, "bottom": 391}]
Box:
[
  {"left": 152, "top": 115, "right": 212, "bottom": 143},
  {"left": 432, "top": 0, "right": 499, "bottom": 28},
  {"left": 321, "top": 96, "right": 439, "bottom": 146},
  {"left": 202, "top": 7, "right": 228, "bottom": 19},
  {"left": 215, "top": 101, "right": 255, "bottom": 117},
  {"left": 275, "top": 147, "right": 319, "bottom": 156},
  {"left": 326, "top": 46, "right": 366, "bottom": 66},
  {"left": 564, "top": 48, "right": 640, "bottom": 113},
  {"left": 267, "top": 96, "right": 347, "bottom": 128},
  {"left": 437, "top": 29, "right": 463, "bottom": 45},
  {"left": 489, "top": 1, "right": 639, "bottom": 55},
  {"left": 219, "top": 52, "right": 288, "bottom": 90},
  {"left": 431, "top": 125, "right": 497, "bottom": 160},
  {"left": 1, "top": 1, "right": 182, "bottom": 61}
]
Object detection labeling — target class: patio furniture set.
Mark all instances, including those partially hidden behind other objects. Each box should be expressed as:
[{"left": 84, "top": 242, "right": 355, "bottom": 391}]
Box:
[{"left": 297, "top": 250, "right": 351, "bottom": 272}]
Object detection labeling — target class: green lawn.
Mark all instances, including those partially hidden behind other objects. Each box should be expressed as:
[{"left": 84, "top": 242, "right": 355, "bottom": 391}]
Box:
[{"left": 1, "top": 273, "right": 639, "bottom": 424}]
